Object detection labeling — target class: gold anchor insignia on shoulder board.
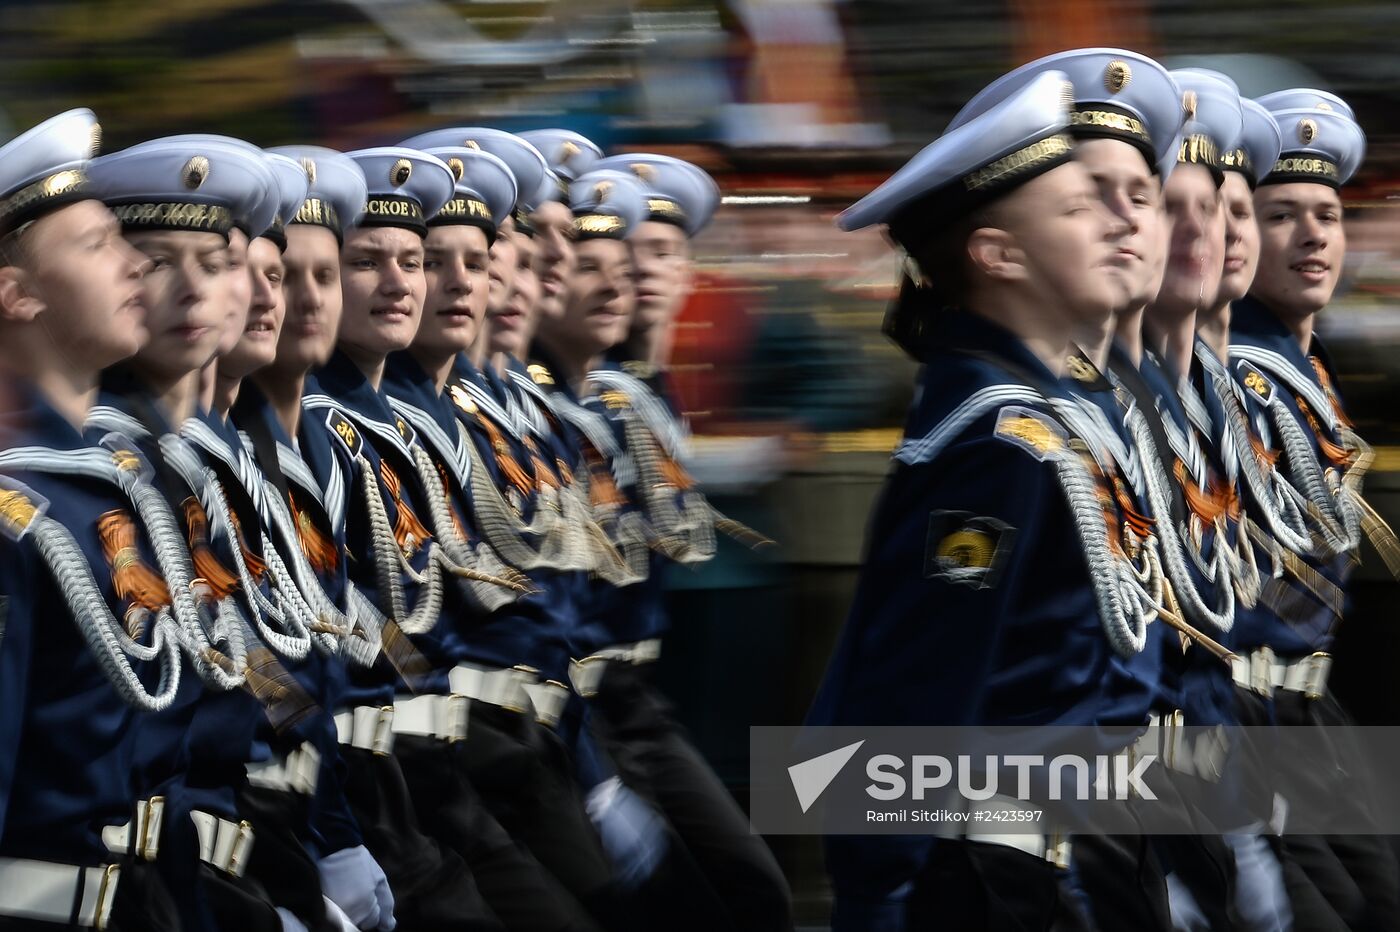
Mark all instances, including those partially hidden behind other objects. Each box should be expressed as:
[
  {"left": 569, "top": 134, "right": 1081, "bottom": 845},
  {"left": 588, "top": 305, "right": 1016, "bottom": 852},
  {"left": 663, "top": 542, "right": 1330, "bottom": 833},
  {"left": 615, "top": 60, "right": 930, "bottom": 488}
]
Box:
[
  {"left": 599, "top": 389, "right": 631, "bottom": 410},
  {"left": 1238, "top": 362, "right": 1275, "bottom": 405},
  {"left": 527, "top": 363, "right": 554, "bottom": 385},
  {"left": 395, "top": 417, "right": 416, "bottom": 444},
  {"left": 325, "top": 410, "right": 363, "bottom": 458},
  {"left": 993, "top": 405, "right": 1065, "bottom": 462},
  {"left": 0, "top": 488, "right": 39, "bottom": 537},
  {"left": 1066, "top": 354, "right": 1099, "bottom": 383},
  {"left": 111, "top": 449, "right": 143, "bottom": 472},
  {"left": 448, "top": 384, "right": 478, "bottom": 414}
]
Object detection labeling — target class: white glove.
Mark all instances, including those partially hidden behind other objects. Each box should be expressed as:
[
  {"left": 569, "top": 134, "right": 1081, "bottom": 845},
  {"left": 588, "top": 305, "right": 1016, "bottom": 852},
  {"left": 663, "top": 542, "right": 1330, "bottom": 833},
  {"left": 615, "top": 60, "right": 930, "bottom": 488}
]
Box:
[
  {"left": 317, "top": 845, "right": 397, "bottom": 930},
  {"left": 585, "top": 777, "right": 669, "bottom": 890},
  {"left": 323, "top": 897, "right": 361, "bottom": 932},
  {"left": 276, "top": 907, "right": 310, "bottom": 932}
]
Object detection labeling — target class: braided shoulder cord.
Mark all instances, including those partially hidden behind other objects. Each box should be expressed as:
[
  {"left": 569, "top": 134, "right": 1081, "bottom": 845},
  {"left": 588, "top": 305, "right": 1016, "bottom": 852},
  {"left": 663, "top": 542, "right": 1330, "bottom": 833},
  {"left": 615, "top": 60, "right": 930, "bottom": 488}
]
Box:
[
  {"left": 1122, "top": 403, "right": 1234, "bottom": 632},
  {"left": 158, "top": 434, "right": 313, "bottom": 661},
  {"left": 1206, "top": 367, "right": 1318, "bottom": 557},
  {"left": 408, "top": 444, "right": 524, "bottom": 613},
  {"left": 24, "top": 514, "right": 183, "bottom": 710},
  {"left": 1048, "top": 444, "right": 1153, "bottom": 657},
  {"left": 356, "top": 453, "right": 444, "bottom": 637},
  {"left": 1261, "top": 400, "right": 1361, "bottom": 555}
]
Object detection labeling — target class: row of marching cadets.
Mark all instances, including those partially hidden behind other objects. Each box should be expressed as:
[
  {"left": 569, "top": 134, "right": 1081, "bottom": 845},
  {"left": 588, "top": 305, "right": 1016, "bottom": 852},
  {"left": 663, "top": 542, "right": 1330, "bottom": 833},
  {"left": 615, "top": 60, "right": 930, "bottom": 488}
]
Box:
[
  {"left": 810, "top": 46, "right": 1400, "bottom": 931},
  {"left": 0, "top": 108, "right": 793, "bottom": 929}
]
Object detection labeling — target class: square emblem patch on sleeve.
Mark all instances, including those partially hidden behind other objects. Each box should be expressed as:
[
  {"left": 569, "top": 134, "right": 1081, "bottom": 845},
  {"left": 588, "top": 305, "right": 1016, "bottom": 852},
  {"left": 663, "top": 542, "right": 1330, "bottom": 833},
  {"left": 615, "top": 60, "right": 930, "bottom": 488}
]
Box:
[{"left": 924, "top": 511, "right": 1014, "bottom": 589}]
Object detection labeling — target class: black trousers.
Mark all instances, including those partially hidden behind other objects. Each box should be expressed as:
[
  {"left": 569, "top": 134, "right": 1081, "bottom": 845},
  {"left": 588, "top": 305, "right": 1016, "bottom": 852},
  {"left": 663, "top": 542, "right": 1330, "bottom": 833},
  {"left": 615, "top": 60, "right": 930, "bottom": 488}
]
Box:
[
  {"left": 906, "top": 840, "right": 1088, "bottom": 932},
  {"left": 588, "top": 661, "right": 794, "bottom": 932},
  {"left": 393, "top": 733, "right": 600, "bottom": 932},
  {"left": 1272, "top": 691, "right": 1400, "bottom": 932},
  {"left": 237, "top": 783, "right": 337, "bottom": 932},
  {"left": 0, "top": 859, "right": 181, "bottom": 932},
  {"left": 339, "top": 744, "right": 503, "bottom": 932}
]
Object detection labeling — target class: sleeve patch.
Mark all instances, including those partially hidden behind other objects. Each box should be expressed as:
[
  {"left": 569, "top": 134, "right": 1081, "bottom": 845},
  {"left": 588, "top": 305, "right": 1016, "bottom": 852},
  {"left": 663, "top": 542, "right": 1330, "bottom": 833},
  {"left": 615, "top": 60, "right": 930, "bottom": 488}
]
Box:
[
  {"left": 325, "top": 410, "right": 364, "bottom": 459},
  {"left": 0, "top": 477, "right": 48, "bottom": 542},
  {"left": 993, "top": 405, "right": 1065, "bottom": 462},
  {"left": 1236, "top": 361, "right": 1275, "bottom": 406},
  {"left": 924, "top": 511, "right": 1014, "bottom": 589}
]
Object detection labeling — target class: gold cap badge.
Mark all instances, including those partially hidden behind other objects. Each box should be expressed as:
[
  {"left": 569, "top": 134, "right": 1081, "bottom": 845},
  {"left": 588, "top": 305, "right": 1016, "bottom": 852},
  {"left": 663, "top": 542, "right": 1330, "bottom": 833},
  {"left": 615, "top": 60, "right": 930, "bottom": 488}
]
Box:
[
  {"left": 630, "top": 162, "right": 657, "bottom": 182},
  {"left": 300, "top": 157, "right": 317, "bottom": 185},
  {"left": 463, "top": 139, "right": 481, "bottom": 150},
  {"left": 182, "top": 156, "right": 210, "bottom": 190},
  {"left": 88, "top": 123, "right": 103, "bottom": 158},
  {"left": 1182, "top": 90, "right": 1198, "bottom": 120},
  {"left": 447, "top": 157, "right": 464, "bottom": 181},
  {"left": 1299, "top": 118, "right": 1318, "bottom": 145},
  {"left": 391, "top": 158, "right": 413, "bottom": 187},
  {"left": 593, "top": 180, "right": 613, "bottom": 202},
  {"left": 1105, "top": 60, "right": 1131, "bottom": 94},
  {"left": 560, "top": 140, "right": 580, "bottom": 163}
]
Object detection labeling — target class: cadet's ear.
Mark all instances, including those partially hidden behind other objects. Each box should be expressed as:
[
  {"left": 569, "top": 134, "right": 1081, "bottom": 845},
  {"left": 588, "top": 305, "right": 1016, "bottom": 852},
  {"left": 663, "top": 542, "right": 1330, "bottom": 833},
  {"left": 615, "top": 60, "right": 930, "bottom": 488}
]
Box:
[
  {"left": 966, "top": 227, "right": 1026, "bottom": 283},
  {"left": 0, "top": 266, "right": 44, "bottom": 323}
]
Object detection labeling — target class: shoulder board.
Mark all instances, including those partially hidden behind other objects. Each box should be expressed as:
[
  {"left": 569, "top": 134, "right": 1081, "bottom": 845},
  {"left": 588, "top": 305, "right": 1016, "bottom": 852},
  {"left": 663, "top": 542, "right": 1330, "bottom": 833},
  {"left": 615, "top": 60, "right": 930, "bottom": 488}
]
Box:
[
  {"left": 96, "top": 434, "right": 156, "bottom": 484},
  {"left": 527, "top": 363, "right": 554, "bottom": 386},
  {"left": 621, "top": 359, "right": 657, "bottom": 379},
  {"left": 993, "top": 405, "right": 1067, "bottom": 462},
  {"left": 1235, "top": 361, "right": 1275, "bottom": 407},
  {"left": 598, "top": 389, "right": 631, "bottom": 411},
  {"left": 325, "top": 409, "right": 364, "bottom": 459},
  {"left": 0, "top": 476, "right": 48, "bottom": 542},
  {"left": 448, "top": 383, "right": 478, "bottom": 415},
  {"left": 394, "top": 416, "right": 417, "bottom": 446}
]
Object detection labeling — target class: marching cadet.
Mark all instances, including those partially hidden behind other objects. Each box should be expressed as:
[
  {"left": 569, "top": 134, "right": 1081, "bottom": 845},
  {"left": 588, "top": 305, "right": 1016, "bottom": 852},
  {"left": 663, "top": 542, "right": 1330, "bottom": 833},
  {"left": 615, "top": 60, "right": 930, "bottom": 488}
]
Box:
[
  {"left": 84, "top": 134, "right": 317, "bottom": 932},
  {"left": 232, "top": 146, "right": 405, "bottom": 932},
  {"left": 518, "top": 129, "right": 601, "bottom": 326},
  {"left": 1228, "top": 90, "right": 1400, "bottom": 931},
  {"left": 558, "top": 156, "right": 795, "bottom": 930},
  {"left": 202, "top": 148, "right": 400, "bottom": 932},
  {"left": 303, "top": 145, "right": 506, "bottom": 931},
  {"left": 805, "top": 68, "right": 1188, "bottom": 928},
  {"left": 393, "top": 127, "right": 648, "bottom": 932},
  {"left": 946, "top": 49, "right": 1203, "bottom": 931},
  {"left": 0, "top": 108, "right": 177, "bottom": 931},
  {"left": 592, "top": 152, "right": 720, "bottom": 391}
]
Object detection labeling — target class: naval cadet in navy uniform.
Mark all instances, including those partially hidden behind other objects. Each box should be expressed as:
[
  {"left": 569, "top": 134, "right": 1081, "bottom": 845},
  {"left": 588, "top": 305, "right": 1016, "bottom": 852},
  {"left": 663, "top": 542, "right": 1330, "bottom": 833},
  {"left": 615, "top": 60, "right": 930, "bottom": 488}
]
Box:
[
  {"left": 378, "top": 140, "right": 628, "bottom": 932},
  {"left": 231, "top": 146, "right": 408, "bottom": 932},
  {"left": 518, "top": 129, "right": 602, "bottom": 327},
  {"left": 0, "top": 108, "right": 173, "bottom": 932},
  {"left": 1228, "top": 90, "right": 1400, "bottom": 932},
  {"left": 804, "top": 69, "right": 1189, "bottom": 929}
]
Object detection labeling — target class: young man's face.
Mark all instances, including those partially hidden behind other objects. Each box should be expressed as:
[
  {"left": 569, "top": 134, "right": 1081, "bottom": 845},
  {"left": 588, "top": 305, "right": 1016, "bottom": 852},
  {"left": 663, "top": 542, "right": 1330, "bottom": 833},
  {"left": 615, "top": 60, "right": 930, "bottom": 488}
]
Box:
[
  {"left": 630, "top": 220, "right": 692, "bottom": 333},
  {"left": 548, "top": 237, "right": 633, "bottom": 357},
  {"left": 1216, "top": 171, "right": 1261, "bottom": 306},
  {"left": 221, "top": 236, "right": 286, "bottom": 380},
  {"left": 275, "top": 224, "right": 342, "bottom": 376},
  {"left": 489, "top": 228, "right": 541, "bottom": 358},
  {"left": 339, "top": 225, "right": 427, "bottom": 361},
  {"left": 12, "top": 199, "right": 147, "bottom": 370},
  {"left": 1158, "top": 163, "right": 1222, "bottom": 313},
  {"left": 1251, "top": 182, "right": 1346, "bottom": 321},
  {"left": 216, "top": 228, "right": 252, "bottom": 357},
  {"left": 998, "top": 161, "right": 1125, "bottom": 327},
  {"left": 1075, "top": 138, "right": 1166, "bottom": 312},
  {"left": 529, "top": 199, "right": 575, "bottom": 321},
  {"left": 418, "top": 223, "right": 489, "bottom": 359},
  {"left": 486, "top": 215, "right": 518, "bottom": 317},
  {"left": 127, "top": 228, "right": 230, "bottom": 382}
]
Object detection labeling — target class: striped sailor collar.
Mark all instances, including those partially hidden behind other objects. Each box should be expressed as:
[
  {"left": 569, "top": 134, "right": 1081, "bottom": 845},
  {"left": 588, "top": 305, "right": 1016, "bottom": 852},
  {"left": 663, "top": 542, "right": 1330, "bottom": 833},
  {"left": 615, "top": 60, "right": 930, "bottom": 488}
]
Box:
[
  {"left": 311, "top": 350, "right": 415, "bottom": 456},
  {"left": 383, "top": 350, "right": 465, "bottom": 440},
  {"left": 1228, "top": 294, "right": 1330, "bottom": 395}
]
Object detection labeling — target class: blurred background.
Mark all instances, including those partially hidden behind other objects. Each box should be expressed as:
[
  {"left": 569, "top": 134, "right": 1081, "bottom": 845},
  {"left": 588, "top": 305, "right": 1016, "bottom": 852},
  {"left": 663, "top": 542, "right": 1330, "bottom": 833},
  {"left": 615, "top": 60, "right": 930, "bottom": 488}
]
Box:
[{"left": 9, "top": 0, "right": 1400, "bottom": 922}]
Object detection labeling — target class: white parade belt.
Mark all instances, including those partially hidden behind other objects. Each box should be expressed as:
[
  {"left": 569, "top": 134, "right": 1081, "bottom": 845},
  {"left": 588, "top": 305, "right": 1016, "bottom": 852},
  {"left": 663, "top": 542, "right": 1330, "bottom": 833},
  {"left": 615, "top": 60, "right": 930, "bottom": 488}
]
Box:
[
  {"left": 947, "top": 794, "right": 1072, "bottom": 869},
  {"left": 245, "top": 741, "right": 321, "bottom": 796},
  {"left": 568, "top": 639, "right": 663, "bottom": 697},
  {"left": 1230, "top": 648, "right": 1332, "bottom": 699},
  {"left": 189, "top": 810, "right": 254, "bottom": 878},
  {"left": 0, "top": 858, "right": 120, "bottom": 929}
]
